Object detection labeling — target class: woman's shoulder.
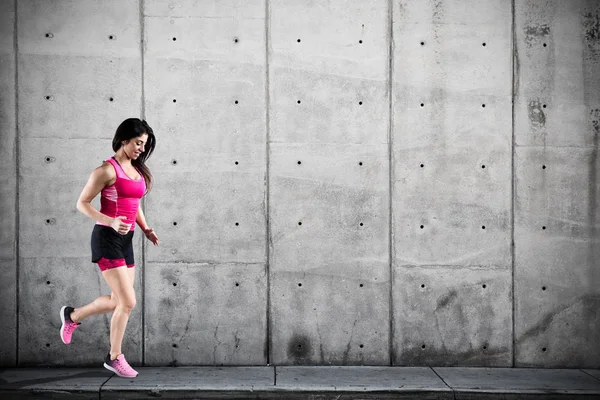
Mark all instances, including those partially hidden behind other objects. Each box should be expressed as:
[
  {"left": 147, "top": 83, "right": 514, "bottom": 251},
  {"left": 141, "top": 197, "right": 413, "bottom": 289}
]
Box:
[{"left": 93, "top": 160, "right": 117, "bottom": 184}]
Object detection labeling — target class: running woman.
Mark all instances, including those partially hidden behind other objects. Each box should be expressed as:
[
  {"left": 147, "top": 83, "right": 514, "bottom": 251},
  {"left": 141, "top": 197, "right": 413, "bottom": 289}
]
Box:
[{"left": 59, "top": 118, "right": 158, "bottom": 378}]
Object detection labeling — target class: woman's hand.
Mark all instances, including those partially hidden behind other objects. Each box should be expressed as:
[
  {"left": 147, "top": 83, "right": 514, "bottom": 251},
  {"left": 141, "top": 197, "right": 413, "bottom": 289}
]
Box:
[
  {"left": 110, "top": 216, "right": 131, "bottom": 235},
  {"left": 144, "top": 228, "right": 159, "bottom": 246}
]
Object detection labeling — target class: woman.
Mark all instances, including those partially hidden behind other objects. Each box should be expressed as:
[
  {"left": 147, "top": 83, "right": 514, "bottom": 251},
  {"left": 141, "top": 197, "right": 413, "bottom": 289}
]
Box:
[{"left": 59, "top": 118, "right": 159, "bottom": 378}]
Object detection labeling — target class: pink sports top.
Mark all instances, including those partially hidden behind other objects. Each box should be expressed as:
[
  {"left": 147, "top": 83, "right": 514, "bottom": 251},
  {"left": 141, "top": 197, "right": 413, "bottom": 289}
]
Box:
[{"left": 97, "top": 157, "right": 146, "bottom": 231}]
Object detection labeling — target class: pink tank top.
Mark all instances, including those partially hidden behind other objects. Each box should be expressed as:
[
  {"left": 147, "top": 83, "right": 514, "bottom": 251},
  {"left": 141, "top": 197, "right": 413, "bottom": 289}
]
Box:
[{"left": 97, "top": 157, "right": 146, "bottom": 231}]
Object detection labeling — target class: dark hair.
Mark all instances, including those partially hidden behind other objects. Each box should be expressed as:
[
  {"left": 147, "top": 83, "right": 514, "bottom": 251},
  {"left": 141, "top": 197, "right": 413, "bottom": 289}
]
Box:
[{"left": 112, "top": 118, "right": 156, "bottom": 192}]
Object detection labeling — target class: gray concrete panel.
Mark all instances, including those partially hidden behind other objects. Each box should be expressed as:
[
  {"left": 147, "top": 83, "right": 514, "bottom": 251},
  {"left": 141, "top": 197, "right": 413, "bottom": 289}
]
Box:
[
  {"left": 393, "top": 1, "right": 511, "bottom": 96},
  {"left": 145, "top": 172, "right": 266, "bottom": 263},
  {"left": 144, "top": 263, "right": 267, "bottom": 365},
  {"left": 515, "top": 0, "right": 600, "bottom": 148},
  {"left": 392, "top": 0, "right": 513, "bottom": 368},
  {"left": 145, "top": 0, "right": 264, "bottom": 19},
  {"left": 393, "top": 148, "right": 512, "bottom": 267},
  {"left": 435, "top": 367, "right": 600, "bottom": 396},
  {"left": 18, "top": 55, "right": 141, "bottom": 139},
  {"left": 17, "top": 0, "right": 140, "bottom": 58},
  {"left": 270, "top": 144, "right": 389, "bottom": 365},
  {"left": 393, "top": 267, "right": 512, "bottom": 366},
  {"left": 276, "top": 366, "right": 450, "bottom": 395},
  {"left": 0, "top": 368, "right": 111, "bottom": 399},
  {"left": 18, "top": 257, "right": 142, "bottom": 366},
  {"left": 269, "top": 0, "right": 388, "bottom": 145},
  {"left": 0, "top": 0, "right": 16, "bottom": 367},
  {"left": 515, "top": 147, "right": 600, "bottom": 367}
]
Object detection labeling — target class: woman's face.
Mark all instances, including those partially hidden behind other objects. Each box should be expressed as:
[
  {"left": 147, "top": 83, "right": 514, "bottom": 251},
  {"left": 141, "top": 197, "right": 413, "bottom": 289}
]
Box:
[{"left": 122, "top": 133, "right": 148, "bottom": 160}]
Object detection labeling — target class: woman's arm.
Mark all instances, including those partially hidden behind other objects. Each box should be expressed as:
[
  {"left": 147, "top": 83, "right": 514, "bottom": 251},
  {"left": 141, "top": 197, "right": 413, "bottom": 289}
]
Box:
[
  {"left": 76, "top": 162, "right": 130, "bottom": 235},
  {"left": 137, "top": 206, "right": 159, "bottom": 246}
]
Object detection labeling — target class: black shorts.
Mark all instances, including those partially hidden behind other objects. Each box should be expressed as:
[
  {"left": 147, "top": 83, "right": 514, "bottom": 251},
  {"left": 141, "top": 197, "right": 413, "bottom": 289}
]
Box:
[{"left": 91, "top": 225, "right": 135, "bottom": 267}]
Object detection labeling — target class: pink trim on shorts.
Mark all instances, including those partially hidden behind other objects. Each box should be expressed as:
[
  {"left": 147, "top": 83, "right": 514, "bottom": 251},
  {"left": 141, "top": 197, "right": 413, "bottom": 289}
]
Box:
[{"left": 97, "top": 258, "right": 134, "bottom": 271}]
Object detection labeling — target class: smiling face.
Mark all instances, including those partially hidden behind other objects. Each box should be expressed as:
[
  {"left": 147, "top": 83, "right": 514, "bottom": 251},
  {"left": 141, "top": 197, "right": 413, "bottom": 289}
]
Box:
[{"left": 122, "top": 133, "right": 148, "bottom": 160}]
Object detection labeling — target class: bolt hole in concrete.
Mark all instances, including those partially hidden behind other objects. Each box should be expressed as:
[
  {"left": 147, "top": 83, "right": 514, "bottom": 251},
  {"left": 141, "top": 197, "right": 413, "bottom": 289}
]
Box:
[
  {"left": 235, "top": 222, "right": 239, "bottom": 226},
  {"left": 420, "top": 103, "right": 424, "bottom": 107},
  {"left": 482, "top": 42, "right": 486, "bottom": 46},
  {"left": 542, "top": 165, "right": 546, "bottom": 169},
  {"left": 172, "top": 282, "right": 177, "bottom": 287},
  {"left": 482, "top": 225, "right": 486, "bottom": 229},
  {"left": 171, "top": 160, "right": 177, "bottom": 165},
  {"left": 45, "top": 218, "right": 55, "bottom": 225},
  {"left": 173, "top": 221, "right": 177, "bottom": 226},
  {"left": 359, "top": 40, "right": 363, "bottom": 44},
  {"left": 542, "top": 226, "right": 546, "bottom": 230},
  {"left": 109, "top": 35, "right": 115, "bottom": 40},
  {"left": 542, "top": 347, "right": 547, "bottom": 352},
  {"left": 172, "top": 99, "right": 176, "bottom": 103},
  {"left": 110, "top": 97, "right": 114, "bottom": 102},
  {"left": 234, "top": 100, "right": 239, "bottom": 104},
  {"left": 298, "top": 221, "right": 302, "bottom": 226},
  {"left": 482, "top": 165, "right": 486, "bottom": 168},
  {"left": 359, "top": 222, "right": 363, "bottom": 226},
  {"left": 235, "top": 282, "right": 240, "bottom": 287},
  {"left": 420, "top": 225, "right": 424, "bottom": 229},
  {"left": 298, "top": 283, "right": 302, "bottom": 287},
  {"left": 234, "top": 37, "right": 239, "bottom": 43},
  {"left": 483, "top": 345, "right": 487, "bottom": 350},
  {"left": 173, "top": 344, "right": 178, "bottom": 348},
  {"left": 420, "top": 41, "right": 425, "bottom": 45},
  {"left": 542, "top": 104, "right": 547, "bottom": 108},
  {"left": 542, "top": 286, "right": 547, "bottom": 291},
  {"left": 421, "top": 284, "right": 425, "bottom": 288},
  {"left": 297, "top": 160, "right": 302, "bottom": 165},
  {"left": 45, "top": 95, "right": 52, "bottom": 100},
  {"left": 173, "top": 37, "right": 177, "bottom": 41},
  {"left": 297, "top": 100, "right": 301, "bottom": 104},
  {"left": 235, "top": 161, "right": 238, "bottom": 165},
  {"left": 359, "top": 101, "right": 363, "bottom": 105},
  {"left": 421, "top": 344, "right": 426, "bottom": 349},
  {"left": 359, "top": 283, "right": 364, "bottom": 287},
  {"left": 359, "top": 344, "right": 364, "bottom": 348},
  {"left": 46, "top": 343, "right": 50, "bottom": 347},
  {"left": 45, "top": 33, "right": 53, "bottom": 38},
  {"left": 45, "top": 156, "right": 54, "bottom": 163},
  {"left": 482, "top": 284, "right": 487, "bottom": 289},
  {"left": 297, "top": 38, "right": 301, "bottom": 43},
  {"left": 543, "top": 43, "right": 547, "bottom": 47},
  {"left": 359, "top": 161, "right": 363, "bottom": 166},
  {"left": 482, "top": 104, "right": 486, "bottom": 107},
  {"left": 420, "top": 163, "right": 424, "bottom": 168},
  {"left": 46, "top": 281, "right": 51, "bottom": 285}
]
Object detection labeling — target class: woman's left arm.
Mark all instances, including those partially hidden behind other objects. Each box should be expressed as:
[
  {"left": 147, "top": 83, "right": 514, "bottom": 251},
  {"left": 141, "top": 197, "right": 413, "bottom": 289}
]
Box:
[{"left": 137, "top": 206, "right": 159, "bottom": 246}]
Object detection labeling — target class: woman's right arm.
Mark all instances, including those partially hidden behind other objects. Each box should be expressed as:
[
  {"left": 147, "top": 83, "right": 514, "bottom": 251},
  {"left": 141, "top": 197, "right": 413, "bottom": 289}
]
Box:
[{"left": 76, "top": 163, "right": 129, "bottom": 234}]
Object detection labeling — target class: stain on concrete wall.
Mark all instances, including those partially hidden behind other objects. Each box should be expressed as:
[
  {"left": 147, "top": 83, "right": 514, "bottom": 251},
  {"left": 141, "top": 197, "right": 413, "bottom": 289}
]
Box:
[{"left": 1, "top": 0, "right": 598, "bottom": 368}]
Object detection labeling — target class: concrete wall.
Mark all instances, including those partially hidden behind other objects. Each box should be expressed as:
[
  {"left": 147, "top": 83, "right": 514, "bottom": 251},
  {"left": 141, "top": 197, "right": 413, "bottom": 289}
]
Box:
[{"left": 1, "top": 0, "right": 598, "bottom": 368}]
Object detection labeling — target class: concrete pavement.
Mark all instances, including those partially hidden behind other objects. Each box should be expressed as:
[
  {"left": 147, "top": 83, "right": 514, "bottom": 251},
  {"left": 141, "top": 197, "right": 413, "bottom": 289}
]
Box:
[{"left": 1, "top": 366, "right": 600, "bottom": 399}]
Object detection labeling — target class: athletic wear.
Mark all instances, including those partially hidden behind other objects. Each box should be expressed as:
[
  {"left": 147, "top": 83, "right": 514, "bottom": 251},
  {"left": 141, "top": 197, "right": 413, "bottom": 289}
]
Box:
[
  {"left": 91, "top": 225, "right": 135, "bottom": 270},
  {"left": 104, "top": 353, "right": 138, "bottom": 378},
  {"left": 96, "top": 157, "right": 146, "bottom": 231},
  {"left": 59, "top": 306, "right": 80, "bottom": 344},
  {"left": 91, "top": 158, "right": 145, "bottom": 271}
]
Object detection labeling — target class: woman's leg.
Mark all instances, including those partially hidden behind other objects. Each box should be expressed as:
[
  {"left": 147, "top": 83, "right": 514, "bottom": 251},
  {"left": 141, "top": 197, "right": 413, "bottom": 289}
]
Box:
[
  {"left": 70, "top": 267, "right": 135, "bottom": 323},
  {"left": 102, "top": 266, "right": 136, "bottom": 359}
]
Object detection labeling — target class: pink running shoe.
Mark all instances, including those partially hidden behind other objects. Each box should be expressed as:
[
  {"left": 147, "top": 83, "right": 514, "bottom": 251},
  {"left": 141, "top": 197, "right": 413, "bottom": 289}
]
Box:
[
  {"left": 59, "top": 306, "right": 80, "bottom": 344},
  {"left": 104, "top": 353, "right": 139, "bottom": 378}
]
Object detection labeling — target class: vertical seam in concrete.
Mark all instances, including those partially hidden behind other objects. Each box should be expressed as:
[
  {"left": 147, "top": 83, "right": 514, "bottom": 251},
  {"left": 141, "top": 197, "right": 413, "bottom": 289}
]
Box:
[
  {"left": 430, "top": 367, "right": 455, "bottom": 397},
  {"left": 265, "top": 0, "right": 272, "bottom": 366},
  {"left": 139, "top": 0, "right": 146, "bottom": 366},
  {"left": 387, "top": 0, "right": 394, "bottom": 366},
  {"left": 581, "top": 369, "right": 600, "bottom": 383},
  {"left": 14, "top": 0, "right": 20, "bottom": 367},
  {"left": 510, "top": 0, "right": 517, "bottom": 368}
]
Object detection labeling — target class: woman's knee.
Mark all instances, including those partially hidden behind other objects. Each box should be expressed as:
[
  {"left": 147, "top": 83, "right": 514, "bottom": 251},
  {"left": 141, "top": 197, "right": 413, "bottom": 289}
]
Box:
[{"left": 117, "top": 296, "right": 136, "bottom": 313}]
